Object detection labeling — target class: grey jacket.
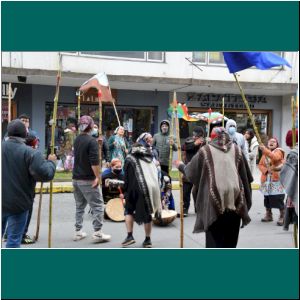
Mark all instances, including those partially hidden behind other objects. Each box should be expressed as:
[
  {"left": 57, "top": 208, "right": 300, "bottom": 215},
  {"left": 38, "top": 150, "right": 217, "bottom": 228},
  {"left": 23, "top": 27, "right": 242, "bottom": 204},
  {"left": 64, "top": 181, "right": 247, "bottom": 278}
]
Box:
[{"left": 153, "top": 120, "right": 178, "bottom": 166}]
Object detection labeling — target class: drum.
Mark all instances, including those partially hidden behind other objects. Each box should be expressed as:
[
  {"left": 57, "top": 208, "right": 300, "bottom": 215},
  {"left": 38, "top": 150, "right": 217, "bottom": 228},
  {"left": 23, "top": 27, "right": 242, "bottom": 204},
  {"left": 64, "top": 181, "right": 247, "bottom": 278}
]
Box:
[
  {"left": 152, "top": 210, "right": 177, "bottom": 226},
  {"left": 105, "top": 198, "right": 125, "bottom": 222}
]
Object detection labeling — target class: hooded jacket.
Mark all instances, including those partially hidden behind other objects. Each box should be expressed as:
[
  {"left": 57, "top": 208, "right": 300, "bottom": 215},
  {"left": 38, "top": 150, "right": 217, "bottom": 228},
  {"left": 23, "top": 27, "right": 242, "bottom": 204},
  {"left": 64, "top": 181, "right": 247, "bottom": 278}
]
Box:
[
  {"left": 225, "top": 119, "right": 249, "bottom": 162},
  {"left": 2, "top": 138, "right": 56, "bottom": 214},
  {"left": 153, "top": 120, "right": 178, "bottom": 166}
]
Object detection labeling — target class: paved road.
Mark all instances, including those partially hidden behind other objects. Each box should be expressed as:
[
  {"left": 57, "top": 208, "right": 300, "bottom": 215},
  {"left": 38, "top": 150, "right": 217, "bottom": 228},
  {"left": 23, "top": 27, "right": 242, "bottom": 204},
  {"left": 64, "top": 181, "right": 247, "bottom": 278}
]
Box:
[{"left": 13, "top": 188, "right": 295, "bottom": 249}]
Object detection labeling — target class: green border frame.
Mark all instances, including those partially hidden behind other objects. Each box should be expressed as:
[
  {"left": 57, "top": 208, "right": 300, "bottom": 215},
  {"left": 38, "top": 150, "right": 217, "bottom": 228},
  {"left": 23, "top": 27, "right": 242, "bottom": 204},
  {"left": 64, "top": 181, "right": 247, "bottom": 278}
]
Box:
[{"left": 1, "top": 1, "right": 299, "bottom": 299}]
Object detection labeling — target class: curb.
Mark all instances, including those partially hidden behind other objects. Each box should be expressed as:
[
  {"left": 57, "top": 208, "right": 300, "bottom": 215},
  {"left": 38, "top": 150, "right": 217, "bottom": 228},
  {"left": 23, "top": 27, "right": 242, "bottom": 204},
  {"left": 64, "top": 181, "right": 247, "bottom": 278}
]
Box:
[{"left": 35, "top": 183, "right": 261, "bottom": 194}]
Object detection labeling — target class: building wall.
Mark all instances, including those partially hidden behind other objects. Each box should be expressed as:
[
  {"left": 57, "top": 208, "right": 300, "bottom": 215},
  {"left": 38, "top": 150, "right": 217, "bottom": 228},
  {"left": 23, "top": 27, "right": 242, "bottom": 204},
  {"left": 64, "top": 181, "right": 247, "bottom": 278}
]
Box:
[{"left": 2, "top": 52, "right": 298, "bottom": 84}]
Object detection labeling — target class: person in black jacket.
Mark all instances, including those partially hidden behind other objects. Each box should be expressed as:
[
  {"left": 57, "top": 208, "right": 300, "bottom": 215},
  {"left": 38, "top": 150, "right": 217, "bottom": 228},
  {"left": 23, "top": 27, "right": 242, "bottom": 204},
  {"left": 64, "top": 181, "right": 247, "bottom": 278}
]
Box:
[
  {"left": 2, "top": 119, "right": 57, "bottom": 248},
  {"left": 181, "top": 126, "right": 206, "bottom": 216}
]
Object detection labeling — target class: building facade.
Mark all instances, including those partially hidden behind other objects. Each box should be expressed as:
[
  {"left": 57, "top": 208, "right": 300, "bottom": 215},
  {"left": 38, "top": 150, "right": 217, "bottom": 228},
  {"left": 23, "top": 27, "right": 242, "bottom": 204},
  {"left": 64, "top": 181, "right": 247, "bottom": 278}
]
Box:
[{"left": 1, "top": 51, "right": 298, "bottom": 154}]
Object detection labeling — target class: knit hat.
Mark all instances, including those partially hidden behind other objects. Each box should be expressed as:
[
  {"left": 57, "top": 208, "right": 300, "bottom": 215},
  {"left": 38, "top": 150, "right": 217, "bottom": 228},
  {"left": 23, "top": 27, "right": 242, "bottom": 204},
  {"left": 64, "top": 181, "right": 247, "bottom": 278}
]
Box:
[
  {"left": 79, "top": 115, "right": 94, "bottom": 132},
  {"left": 7, "top": 119, "right": 27, "bottom": 138},
  {"left": 286, "top": 129, "right": 298, "bottom": 147}
]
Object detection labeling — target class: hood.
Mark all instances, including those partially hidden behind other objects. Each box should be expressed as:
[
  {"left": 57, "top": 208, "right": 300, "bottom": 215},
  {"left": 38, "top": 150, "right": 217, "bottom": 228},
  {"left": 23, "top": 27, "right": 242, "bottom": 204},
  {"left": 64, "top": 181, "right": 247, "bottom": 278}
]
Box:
[
  {"left": 160, "top": 119, "right": 170, "bottom": 133},
  {"left": 225, "top": 119, "right": 237, "bottom": 132}
]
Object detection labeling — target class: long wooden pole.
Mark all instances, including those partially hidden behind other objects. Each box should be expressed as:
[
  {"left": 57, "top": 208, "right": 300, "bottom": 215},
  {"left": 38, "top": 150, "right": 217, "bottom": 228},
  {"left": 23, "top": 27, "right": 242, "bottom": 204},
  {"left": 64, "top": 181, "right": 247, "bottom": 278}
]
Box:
[
  {"left": 33, "top": 182, "right": 43, "bottom": 242},
  {"left": 168, "top": 95, "right": 176, "bottom": 174},
  {"left": 291, "top": 95, "right": 298, "bottom": 248},
  {"left": 77, "top": 91, "right": 81, "bottom": 127},
  {"left": 174, "top": 92, "right": 184, "bottom": 248},
  {"left": 233, "top": 73, "right": 263, "bottom": 145},
  {"left": 48, "top": 53, "right": 62, "bottom": 248},
  {"left": 98, "top": 91, "right": 103, "bottom": 183},
  {"left": 8, "top": 83, "right": 12, "bottom": 122},
  {"left": 222, "top": 97, "right": 225, "bottom": 128}
]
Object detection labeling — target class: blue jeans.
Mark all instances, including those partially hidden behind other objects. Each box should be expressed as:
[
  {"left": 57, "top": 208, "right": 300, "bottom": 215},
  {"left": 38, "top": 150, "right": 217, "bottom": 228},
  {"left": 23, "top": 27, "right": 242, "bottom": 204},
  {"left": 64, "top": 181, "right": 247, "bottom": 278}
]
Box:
[{"left": 2, "top": 211, "right": 29, "bottom": 248}]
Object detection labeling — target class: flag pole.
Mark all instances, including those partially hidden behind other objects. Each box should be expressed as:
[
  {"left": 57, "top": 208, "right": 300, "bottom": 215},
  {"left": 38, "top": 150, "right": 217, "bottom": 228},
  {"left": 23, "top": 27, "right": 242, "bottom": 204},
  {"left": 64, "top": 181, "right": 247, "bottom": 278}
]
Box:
[
  {"left": 77, "top": 91, "right": 81, "bottom": 127},
  {"left": 109, "top": 86, "right": 121, "bottom": 127},
  {"left": 291, "top": 95, "right": 298, "bottom": 248},
  {"left": 233, "top": 73, "right": 263, "bottom": 145},
  {"left": 207, "top": 108, "right": 212, "bottom": 139},
  {"left": 98, "top": 91, "right": 103, "bottom": 184},
  {"left": 173, "top": 92, "right": 184, "bottom": 248},
  {"left": 222, "top": 97, "right": 225, "bottom": 128},
  {"left": 8, "top": 83, "right": 12, "bottom": 122},
  {"left": 48, "top": 53, "right": 62, "bottom": 248}
]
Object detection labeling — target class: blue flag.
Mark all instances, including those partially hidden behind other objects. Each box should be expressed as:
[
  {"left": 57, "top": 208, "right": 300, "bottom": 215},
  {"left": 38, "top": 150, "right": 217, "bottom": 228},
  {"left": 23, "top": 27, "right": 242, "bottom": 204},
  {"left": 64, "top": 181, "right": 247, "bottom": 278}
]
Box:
[{"left": 223, "top": 52, "right": 292, "bottom": 73}]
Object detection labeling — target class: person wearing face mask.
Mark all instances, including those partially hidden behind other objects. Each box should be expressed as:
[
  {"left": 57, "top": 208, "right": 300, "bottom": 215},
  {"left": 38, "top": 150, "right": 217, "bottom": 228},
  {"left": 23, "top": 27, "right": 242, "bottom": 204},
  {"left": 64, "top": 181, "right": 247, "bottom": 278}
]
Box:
[
  {"left": 153, "top": 120, "right": 178, "bottom": 174},
  {"left": 101, "top": 158, "right": 125, "bottom": 204},
  {"left": 259, "top": 137, "right": 285, "bottom": 226},
  {"left": 72, "top": 115, "right": 111, "bottom": 243},
  {"left": 244, "top": 128, "right": 259, "bottom": 175},
  {"left": 225, "top": 119, "right": 249, "bottom": 163}
]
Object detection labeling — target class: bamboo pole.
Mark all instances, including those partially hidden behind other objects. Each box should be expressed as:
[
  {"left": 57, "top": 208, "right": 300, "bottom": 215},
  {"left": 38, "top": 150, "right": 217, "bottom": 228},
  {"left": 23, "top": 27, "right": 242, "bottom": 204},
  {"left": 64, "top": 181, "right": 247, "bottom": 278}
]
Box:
[
  {"left": 207, "top": 108, "right": 212, "bottom": 139},
  {"left": 33, "top": 182, "right": 43, "bottom": 242},
  {"left": 8, "top": 83, "right": 12, "bottom": 122},
  {"left": 48, "top": 53, "right": 62, "bottom": 248},
  {"left": 174, "top": 92, "right": 184, "bottom": 248},
  {"left": 77, "top": 91, "right": 81, "bottom": 127},
  {"left": 233, "top": 73, "right": 263, "bottom": 145},
  {"left": 168, "top": 95, "right": 176, "bottom": 174},
  {"left": 98, "top": 91, "right": 103, "bottom": 184},
  {"left": 222, "top": 97, "right": 225, "bottom": 128},
  {"left": 112, "top": 102, "right": 121, "bottom": 127},
  {"left": 291, "top": 95, "right": 298, "bottom": 248}
]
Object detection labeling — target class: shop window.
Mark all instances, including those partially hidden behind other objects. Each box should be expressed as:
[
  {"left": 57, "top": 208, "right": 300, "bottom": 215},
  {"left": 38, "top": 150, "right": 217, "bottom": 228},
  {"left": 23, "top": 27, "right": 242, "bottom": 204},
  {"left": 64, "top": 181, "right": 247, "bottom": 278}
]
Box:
[{"left": 45, "top": 102, "right": 155, "bottom": 148}]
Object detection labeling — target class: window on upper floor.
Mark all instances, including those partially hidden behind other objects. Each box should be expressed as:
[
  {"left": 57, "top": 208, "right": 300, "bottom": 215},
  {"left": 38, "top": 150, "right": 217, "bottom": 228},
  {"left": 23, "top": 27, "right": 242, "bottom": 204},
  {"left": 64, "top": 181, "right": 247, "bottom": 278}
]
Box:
[{"left": 78, "top": 51, "right": 165, "bottom": 62}]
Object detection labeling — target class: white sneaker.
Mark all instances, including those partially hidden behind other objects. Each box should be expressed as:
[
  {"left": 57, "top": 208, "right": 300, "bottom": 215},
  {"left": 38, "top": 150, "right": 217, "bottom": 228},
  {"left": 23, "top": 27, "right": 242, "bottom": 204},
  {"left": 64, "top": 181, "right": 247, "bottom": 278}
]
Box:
[
  {"left": 92, "top": 230, "right": 111, "bottom": 243},
  {"left": 73, "top": 230, "right": 87, "bottom": 241}
]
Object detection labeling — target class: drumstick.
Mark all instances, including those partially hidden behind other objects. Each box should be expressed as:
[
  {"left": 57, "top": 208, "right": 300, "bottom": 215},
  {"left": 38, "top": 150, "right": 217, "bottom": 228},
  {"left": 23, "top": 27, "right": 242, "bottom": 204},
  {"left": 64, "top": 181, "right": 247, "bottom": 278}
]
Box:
[{"left": 118, "top": 187, "right": 125, "bottom": 205}]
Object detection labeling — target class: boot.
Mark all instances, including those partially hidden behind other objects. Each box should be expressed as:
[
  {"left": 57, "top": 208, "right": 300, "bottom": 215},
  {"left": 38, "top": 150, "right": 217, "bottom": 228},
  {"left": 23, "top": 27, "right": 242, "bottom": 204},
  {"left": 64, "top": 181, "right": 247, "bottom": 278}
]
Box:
[
  {"left": 261, "top": 209, "right": 273, "bottom": 222},
  {"left": 277, "top": 209, "right": 285, "bottom": 226}
]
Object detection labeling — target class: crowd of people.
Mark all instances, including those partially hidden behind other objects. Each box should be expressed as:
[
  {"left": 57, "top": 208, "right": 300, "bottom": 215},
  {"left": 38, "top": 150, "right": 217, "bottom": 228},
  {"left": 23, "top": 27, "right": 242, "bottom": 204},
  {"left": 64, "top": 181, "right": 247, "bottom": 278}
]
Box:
[{"left": 1, "top": 113, "right": 298, "bottom": 249}]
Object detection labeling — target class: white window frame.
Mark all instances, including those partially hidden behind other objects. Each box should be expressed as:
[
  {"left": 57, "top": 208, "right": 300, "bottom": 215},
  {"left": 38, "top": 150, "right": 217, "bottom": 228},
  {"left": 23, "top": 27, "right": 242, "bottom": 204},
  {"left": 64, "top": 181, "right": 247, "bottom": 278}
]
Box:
[
  {"left": 191, "top": 52, "right": 208, "bottom": 65},
  {"left": 146, "top": 52, "right": 165, "bottom": 62}
]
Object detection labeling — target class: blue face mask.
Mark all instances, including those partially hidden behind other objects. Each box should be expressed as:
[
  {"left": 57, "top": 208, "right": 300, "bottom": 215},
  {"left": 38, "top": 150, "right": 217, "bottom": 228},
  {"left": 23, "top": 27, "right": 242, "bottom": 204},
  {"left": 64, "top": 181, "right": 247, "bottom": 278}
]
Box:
[{"left": 228, "top": 127, "right": 236, "bottom": 135}]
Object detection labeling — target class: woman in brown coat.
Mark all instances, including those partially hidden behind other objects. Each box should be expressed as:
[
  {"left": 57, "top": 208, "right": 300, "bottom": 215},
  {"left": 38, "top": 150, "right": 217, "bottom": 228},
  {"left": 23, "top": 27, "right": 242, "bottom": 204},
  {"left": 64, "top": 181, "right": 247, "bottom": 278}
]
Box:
[{"left": 259, "top": 137, "right": 285, "bottom": 225}]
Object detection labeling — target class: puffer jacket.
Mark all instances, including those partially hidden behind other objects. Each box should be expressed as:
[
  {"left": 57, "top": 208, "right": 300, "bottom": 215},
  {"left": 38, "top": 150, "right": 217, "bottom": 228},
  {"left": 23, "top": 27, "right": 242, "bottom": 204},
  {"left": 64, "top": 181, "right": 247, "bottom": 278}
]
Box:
[
  {"left": 153, "top": 120, "right": 178, "bottom": 166},
  {"left": 258, "top": 147, "right": 285, "bottom": 183}
]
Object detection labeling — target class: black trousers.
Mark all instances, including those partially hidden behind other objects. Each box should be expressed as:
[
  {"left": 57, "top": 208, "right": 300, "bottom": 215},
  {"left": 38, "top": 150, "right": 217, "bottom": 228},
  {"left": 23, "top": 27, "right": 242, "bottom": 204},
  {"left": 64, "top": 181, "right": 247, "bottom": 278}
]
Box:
[
  {"left": 23, "top": 203, "right": 33, "bottom": 237},
  {"left": 183, "top": 182, "right": 194, "bottom": 211},
  {"left": 206, "top": 211, "right": 241, "bottom": 248},
  {"left": 160, "top": 164, "right": 169, "bottom": 175},
  {"left": 264, "top": 195, "right": 285, "bottom": 210}
]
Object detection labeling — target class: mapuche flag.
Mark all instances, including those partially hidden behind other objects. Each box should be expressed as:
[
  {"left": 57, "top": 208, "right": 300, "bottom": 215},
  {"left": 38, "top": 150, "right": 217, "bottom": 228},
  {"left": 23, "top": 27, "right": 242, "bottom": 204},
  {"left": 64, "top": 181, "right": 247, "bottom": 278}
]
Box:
[
  {"left": 223, "top": 52, "right": 292, "bottom": 73},
  {"left": 79, "top": 72, "right": 114, "bottom": 102}
]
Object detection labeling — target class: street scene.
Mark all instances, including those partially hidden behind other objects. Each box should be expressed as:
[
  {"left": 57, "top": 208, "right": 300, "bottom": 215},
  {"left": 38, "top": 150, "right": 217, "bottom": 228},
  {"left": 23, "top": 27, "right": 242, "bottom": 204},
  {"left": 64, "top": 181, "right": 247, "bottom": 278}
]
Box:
[{"left": 2, "top": 51, "right": 298, "bottom": 249}]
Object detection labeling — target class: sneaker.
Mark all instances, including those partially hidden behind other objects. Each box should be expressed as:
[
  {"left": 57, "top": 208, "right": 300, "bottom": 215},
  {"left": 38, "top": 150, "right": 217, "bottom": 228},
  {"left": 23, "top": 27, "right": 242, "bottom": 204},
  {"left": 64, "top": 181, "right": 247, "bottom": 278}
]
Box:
[
  {"left": 183, "top": 209, "right": 189, "bottom": 217},
  {"left": 122, "top": 235, "right": 136, "bottom": 247},
  {"left": 21, "top": 234, "right": 35, "bottom": 244},
  {"left": 142, "top": 238, "right": 152, "bottom": 248},
  {"left": 73, "top": 230, "right": 87, "bottom": 241},
  {"left": 92, "top": 230, "right": 111, "bottom": 243}
]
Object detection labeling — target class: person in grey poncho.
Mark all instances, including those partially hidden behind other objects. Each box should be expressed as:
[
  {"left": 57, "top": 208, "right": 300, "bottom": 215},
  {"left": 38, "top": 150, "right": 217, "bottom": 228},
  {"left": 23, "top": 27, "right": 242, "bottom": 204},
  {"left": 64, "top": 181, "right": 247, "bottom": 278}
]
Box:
[
  {"left": 280, "top": 129, "right": 298, "bottom": 231},
  {"left": 175, "top": 127, "right": 253, "bottom": 248}
]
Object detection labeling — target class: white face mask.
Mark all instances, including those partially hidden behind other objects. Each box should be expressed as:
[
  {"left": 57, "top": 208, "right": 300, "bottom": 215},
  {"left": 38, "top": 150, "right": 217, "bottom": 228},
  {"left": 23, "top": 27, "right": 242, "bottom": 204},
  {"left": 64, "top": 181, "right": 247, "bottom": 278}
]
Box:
[
  {"left": 91, "top": 128, "right": 98, "bottom": 136},
  {"left": 228, "top": 127, "right": 236, "bottom": 135},
  {"left": 79, "top": 124, "right": 88, "bottom": 132}
]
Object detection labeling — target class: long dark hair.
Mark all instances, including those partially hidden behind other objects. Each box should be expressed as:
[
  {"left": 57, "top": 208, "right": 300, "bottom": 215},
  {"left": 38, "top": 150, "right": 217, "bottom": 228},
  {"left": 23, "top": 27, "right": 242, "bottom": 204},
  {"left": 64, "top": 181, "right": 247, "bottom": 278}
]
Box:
[{"left": 245, "top": 128, "right": 255, "bottom": 149}]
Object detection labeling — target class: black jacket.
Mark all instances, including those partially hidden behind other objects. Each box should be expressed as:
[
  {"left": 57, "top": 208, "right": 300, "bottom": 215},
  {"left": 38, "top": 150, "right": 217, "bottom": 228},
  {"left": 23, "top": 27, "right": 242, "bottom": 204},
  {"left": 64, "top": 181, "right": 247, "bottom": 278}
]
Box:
[{"left": 2, "top": 138, "right": 56, "bottom": 214}]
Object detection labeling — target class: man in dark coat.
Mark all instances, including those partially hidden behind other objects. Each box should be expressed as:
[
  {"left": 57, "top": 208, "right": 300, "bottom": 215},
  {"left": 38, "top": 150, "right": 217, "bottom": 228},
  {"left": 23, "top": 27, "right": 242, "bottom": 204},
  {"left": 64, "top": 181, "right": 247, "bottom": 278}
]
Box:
[{"left": 2, "top": 119, "right": 57, "bottom": 248}]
